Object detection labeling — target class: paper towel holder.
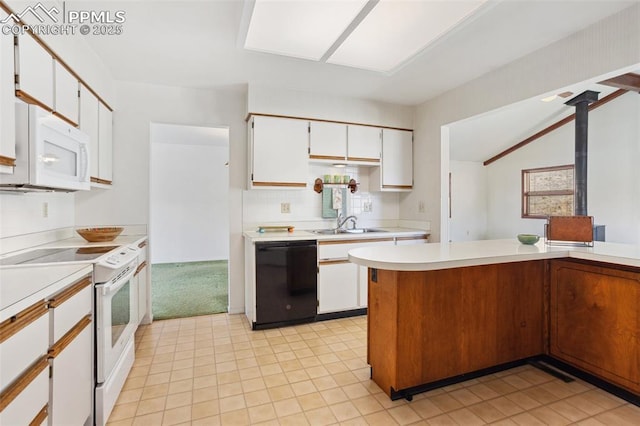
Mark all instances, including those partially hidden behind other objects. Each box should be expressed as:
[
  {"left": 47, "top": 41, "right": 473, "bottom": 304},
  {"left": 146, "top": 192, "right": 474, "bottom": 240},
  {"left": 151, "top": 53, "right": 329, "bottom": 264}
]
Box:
[{"left": 313, "top": 178, "right": 358, "bottom": 194}]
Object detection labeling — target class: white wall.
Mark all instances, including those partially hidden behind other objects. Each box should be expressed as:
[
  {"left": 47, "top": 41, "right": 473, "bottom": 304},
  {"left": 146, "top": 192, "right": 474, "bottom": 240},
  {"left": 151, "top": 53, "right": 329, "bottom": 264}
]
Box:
[
  {"left": 150, "top": 133, "right": 229, "bottom": 264},
  {"left": 75, "top": 81, "right": 247, "bottom": 313},
  {"left": 405, "top": 4, "right": 640, "bottom": 242},
  {"left": 449, "top": 161, "right": 487, "bottom": 242},
  {"left": 248, "top": 85, "right": 414, "bottom": 129},
  {"left": 483, "top": 92, "right": 640, "bottom": 243},
  {"left": 0, "top": 192, "right": 74, "bottom": 238}
]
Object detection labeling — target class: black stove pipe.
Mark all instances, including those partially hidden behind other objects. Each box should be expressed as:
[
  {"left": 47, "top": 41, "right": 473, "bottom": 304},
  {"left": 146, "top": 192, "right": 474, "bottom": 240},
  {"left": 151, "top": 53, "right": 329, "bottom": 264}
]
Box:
[{"left": 565, "top": 90, "right": 599, "bottom": 216}]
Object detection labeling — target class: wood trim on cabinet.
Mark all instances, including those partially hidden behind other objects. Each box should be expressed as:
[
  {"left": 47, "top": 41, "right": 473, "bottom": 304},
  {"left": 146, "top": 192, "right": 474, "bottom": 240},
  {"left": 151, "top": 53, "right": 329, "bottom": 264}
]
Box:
[
  {"left": 90, "top": 177, "right": 113, "bottom": 185},
  {"left": 0, "top": 300, "right": 48, "bottom": 344},
  {"left": 246, "top": 112, "right": 413, "bottom": 132},
  {"left": 138, "top": 240, "right": 148, "bottom": 249},
  {"left": 318, "top": 237, "right": 394, "bottom": 245},
  {"left": 309, "top": 155, "right": 347, "bottom": 161},
  {"left": 30, "top": 404, "right": 48, "bottom": 426},
  {"left": 0, "top": 155, "right": 16, "bottom": 167},
  {"left": 319, "top": 259, "right": 351, "bottom": 266},
  {"left": 15, "top": 90, "right": 53, "bottom": 113},
  {"left": 346, "top": 157, "right": 380, "bottom": 163},
  {"left": 47, "top": 315, "right": 91, "bottom": 359},
  {"left": 252, "top": 181, "right": 307, "bottom": 188},
  {"left": 483, "top": 89, "right": 628, "bottom": 166},
  {"left": 47, "top": 275, "right": 91, "bottom": 309},
  {"left": 135, "top": 261, "right": 147, "bottom": 276},
  {"left": 395, "top": 235, "right": 429, "bottom": 241},
  {"left": 0, "top": 355, "right": 48, "bottom": 412},
  {"left": 382, "top": 185, "right": 413, "bottom": 190},
  {"left": 52, "top": 111, "right": 78, "bottom": 128}
]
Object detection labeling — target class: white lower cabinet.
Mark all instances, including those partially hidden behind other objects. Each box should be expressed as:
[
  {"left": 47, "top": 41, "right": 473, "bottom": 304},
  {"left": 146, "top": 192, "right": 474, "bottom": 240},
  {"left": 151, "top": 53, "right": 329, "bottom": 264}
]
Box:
[
  {"left": 318, "top": 261, "right": 359, "bottom": 314},
  {"left": 317, "top": 239, "right": 395, "bottom": 314},
  {"left": 0, "top": 267, "right": 92, "bottom": 426},
  {"left": 136, "top": 240, "right": 149, "bottom": 324}
]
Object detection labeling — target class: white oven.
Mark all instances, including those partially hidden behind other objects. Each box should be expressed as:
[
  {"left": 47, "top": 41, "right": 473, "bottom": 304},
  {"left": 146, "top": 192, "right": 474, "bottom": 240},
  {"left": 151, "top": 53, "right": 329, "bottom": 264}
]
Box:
[{"left": 94, "top": 245, "right": 138, "bottom": 426}]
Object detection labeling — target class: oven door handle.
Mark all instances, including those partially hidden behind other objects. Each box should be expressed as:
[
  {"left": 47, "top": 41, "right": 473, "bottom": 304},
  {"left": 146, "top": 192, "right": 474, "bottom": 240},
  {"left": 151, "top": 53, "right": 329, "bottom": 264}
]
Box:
[{"left": 100, "top": 267, "right": 136, "bottom": 297}]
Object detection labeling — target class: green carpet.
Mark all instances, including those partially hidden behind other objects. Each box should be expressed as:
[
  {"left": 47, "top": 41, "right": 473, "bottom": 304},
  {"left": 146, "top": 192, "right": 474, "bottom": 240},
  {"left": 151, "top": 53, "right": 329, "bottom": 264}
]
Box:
[{"left": 151, "top": 260, "right": 228, "bottom": 320}]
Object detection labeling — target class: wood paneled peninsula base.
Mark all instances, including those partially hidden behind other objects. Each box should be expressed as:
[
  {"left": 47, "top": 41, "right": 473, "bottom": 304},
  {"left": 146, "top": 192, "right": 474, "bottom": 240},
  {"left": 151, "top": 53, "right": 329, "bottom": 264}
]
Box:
[{"left": 348, "top": 239, "right": 640, "bottom": 405}]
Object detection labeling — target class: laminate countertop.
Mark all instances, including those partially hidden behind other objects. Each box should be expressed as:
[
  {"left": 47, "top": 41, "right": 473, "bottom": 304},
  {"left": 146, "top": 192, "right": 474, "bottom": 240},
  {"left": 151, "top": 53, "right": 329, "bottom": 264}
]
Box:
[{"left": 348, "top": 238, "right": 640, "bottom": 271}]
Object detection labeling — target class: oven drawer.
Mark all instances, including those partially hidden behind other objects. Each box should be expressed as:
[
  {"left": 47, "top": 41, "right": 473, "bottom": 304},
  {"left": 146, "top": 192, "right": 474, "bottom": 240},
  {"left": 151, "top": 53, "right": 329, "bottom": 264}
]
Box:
[
  {"left": 47, "top": 274, "right": 92, "bottom": 343},
  {"left": 0, "top": 356, "right": 49, "bottom": 425},
  {"left": 0, "top": 300, "right": 49, "bottom": 391}
]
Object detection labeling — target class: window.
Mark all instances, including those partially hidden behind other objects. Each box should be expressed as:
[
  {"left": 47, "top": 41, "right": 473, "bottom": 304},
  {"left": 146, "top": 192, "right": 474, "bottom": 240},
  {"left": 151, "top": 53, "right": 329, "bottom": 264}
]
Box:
[{"left": 522, "top": 165, "right": 574, "bottom": 218}]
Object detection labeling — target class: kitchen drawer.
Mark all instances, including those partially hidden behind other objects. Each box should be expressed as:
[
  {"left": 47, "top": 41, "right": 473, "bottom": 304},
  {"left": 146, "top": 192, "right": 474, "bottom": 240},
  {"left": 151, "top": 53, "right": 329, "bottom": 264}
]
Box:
[
  {"left": 0, "top": 300, "right": 49, "bottom": 390},
  {"left": 318, "top": 239, "right": 394, "bottom": 260},
  {"left": 0, "top": 356, "right": 49, "bottom": 425},
  {"left": 48, "top": 274, "right": 92, "bottom": 343},
  {"left": 395, "top": 235, "right": 429, "bottom": 245}
]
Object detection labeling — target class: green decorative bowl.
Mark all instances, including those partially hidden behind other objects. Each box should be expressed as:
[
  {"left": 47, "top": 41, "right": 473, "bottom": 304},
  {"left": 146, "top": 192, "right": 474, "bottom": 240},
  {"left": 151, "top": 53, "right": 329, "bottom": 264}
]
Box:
[{"left": 517, "top": 234, "right": 540, "bottom": 245}]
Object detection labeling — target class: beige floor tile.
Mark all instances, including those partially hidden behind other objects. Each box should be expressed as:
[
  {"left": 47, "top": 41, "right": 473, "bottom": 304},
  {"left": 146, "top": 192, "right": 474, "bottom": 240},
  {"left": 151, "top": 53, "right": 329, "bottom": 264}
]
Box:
[
  {"left": 488, "top": 396, "right": 525, "bottom": 417},
  {"left": 244, "top": 389, "right": 272, "bottom": 407},
  {"left": 215, "top": 371, "right": 239, "bottom": 385},
  {"left": 267, "top": 384, "right": 295, "bottom": 401},
  {"left": 219, "top": 394, "right": 246, "bottom": 413},
  {"left": 364, "top": 410, "right": 401, "bottom": 425},
  {"left": 165, "top": 391, "right": 192, "bottom": 410},
  {"left": 140, "top": 383, "right": 169, "bottom": 400},
  {"left": 106, "top": 419, "right": 133, "bottom": 426},
  {"left": 595, "top": 405, "right": 640, "bottom": 425},
  {"left": 447, "top": 407, "right": 485, "bottom": 426},
  {"left": 219, "top": 408, "right": 250, "bottom": 426},
  {"left": 273, "top": 397, "right": 303, "bottom": 417},
  {"left": 304, "top": 406, "right": 338, "bottom": 426},
  {"left": 109, "top": 402, "right": 139, "bottom": 422},
  {"left": 278, "top": 412, "right": 311, "bottom": 426},
  {"left": 529, "top": 406, "right": 572, "bottom": 425},
  {"left": 297, "top": 392, "right": 328, "bottom": 411},
  {"left": 548, "top": 399, "right": 590, "bottom": 422},
  {"left": 191, "top": 400, "right": 220, "bottom": 419},
  {"left": 387, "top": 404, "right": 422, "bottom": 425},
  {"left": 312, "top": 375, "right": 339, "bottom": 391},
  {"left": 131, "top": 412, "right": 164, "bottom": 426},
  {"left": 505, "top": 390, "right": 543, "bottom": 411},
  {"left": 145, "top": 372, "right": 171, "bottom": 387},
  {"left": 136, "top": 396, "right": 166, "bottom": 416},
  {"left": 161, "top": 405, "right": 191, "bottom": 425},
  {"left": 449, "top": 388, "right": 483, "bottom": 406},
  {"left": 429, "top": 393, "right": 464, "bottom": 413},
  {"left": 468, "top": 400, "right": 506, "bottom": 423},
  {"left": 241, "top": 377, "right": 266, "bottom": 393},
  {"left": 167, "top": 379, "right": 193, "bottom": 395},
  {"left": 218, "top": 381, "right": 243, "bottom": 398},
  {"left": 116, "top": 388, "right": 144, "bottom": 405}
]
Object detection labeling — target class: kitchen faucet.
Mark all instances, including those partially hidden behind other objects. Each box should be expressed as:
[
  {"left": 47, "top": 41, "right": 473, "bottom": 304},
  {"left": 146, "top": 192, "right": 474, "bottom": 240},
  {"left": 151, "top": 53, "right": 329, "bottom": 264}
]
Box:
[{"left": 337, "top": 213, "right": 358, "bottom": 230}]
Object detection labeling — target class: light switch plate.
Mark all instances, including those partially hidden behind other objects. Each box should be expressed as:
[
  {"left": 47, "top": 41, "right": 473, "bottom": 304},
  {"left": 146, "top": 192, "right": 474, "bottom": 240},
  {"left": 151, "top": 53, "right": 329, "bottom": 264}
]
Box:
[{"left": 281, "top": 202, "right": 291, "bottom": 214}]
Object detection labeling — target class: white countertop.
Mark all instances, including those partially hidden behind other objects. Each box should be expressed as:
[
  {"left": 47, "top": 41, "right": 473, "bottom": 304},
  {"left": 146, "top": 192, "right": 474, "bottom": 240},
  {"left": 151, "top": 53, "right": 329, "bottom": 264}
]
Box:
[
  {"left": 348, "top": 238, "right": 640, "bottom": 271},
  {"left": 243, "top": 227, "right": 429, "bottom": 243}
]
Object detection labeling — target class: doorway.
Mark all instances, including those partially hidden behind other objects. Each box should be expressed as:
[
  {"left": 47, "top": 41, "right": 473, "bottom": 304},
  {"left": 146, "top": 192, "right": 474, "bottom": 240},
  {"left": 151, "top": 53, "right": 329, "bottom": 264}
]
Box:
[{"left": 149, "top": 123, "right": 230, "bottom": 320}]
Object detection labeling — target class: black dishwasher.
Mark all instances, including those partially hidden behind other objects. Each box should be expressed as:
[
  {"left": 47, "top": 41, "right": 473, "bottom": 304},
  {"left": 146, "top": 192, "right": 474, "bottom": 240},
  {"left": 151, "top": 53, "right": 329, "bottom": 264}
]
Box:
[{"left": 255, "top": 240, "right": 317, "bottom": 329}]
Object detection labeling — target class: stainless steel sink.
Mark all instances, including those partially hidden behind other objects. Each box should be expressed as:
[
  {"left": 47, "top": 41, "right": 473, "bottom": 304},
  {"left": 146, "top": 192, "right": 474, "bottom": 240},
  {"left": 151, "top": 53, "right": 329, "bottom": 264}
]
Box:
[
  {"left": 310, "top": 228, "right": 387, "bottom": 235},
  {"left": 343, "top": 228, "right": 387, "bottom": 234}
]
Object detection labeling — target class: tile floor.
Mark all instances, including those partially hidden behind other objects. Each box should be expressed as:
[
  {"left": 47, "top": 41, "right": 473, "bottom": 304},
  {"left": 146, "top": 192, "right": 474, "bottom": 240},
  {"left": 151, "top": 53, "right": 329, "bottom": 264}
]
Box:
[{"left": 107, "top": 314, "right": 640, "bottom": 425}]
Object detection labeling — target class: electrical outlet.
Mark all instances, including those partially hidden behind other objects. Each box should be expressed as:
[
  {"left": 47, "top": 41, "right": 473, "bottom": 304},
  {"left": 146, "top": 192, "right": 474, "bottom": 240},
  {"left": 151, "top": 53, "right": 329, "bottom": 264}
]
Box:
[
  {"left": 42, "top": 202, "right": 48, "bottom": 218},
  {"left": 281, "top": 202, "right": 290, "bottom": 214},
  {"left": 418, "top": 201, "right": 425, "bottom": 213},
  {"left": 363, "top": 201, "right": 372, "bottom": 213}
]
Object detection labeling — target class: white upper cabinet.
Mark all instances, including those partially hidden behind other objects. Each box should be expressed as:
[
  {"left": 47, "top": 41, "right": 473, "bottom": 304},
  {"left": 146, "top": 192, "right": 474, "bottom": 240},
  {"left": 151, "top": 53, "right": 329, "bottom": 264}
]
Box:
[
  {"left": 80, "top": 85, "right": 113, "bottom": 185},
  {"left": 0, "top": 11, "right": 16, "bottom": 173},
  {"left": 16, "top": 33, "right": 54, "bottom": 110},
  {"left": 347, "top": 125, "right": 381, "bottom": 163},
  {"left": 371, "top": 128, "right": 413, "bottom": 191},
  {"left": 98, "top": 102, "right": 113, "bottom": 183},
  {"left": 79, "top": 85, "right": 99, "bottom": 179},
  {"left": 53, "top": 61, "right": 79, "bottom": 125},
  {"left": 309, "top": 121, "right": 347, "bottom": 161},
  {"left": 249, "top": 115, "right": 309, "bottom": 189}
]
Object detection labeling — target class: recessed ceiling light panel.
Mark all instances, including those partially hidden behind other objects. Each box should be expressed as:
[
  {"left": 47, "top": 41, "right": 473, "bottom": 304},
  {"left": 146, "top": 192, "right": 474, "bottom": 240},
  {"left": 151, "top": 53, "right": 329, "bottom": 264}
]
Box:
[
  {"left": 245, "top": 0, "right": 368, "bottom": 61},
  {"left": 327, "top": 0, "right": 488, "bottom": 72}
]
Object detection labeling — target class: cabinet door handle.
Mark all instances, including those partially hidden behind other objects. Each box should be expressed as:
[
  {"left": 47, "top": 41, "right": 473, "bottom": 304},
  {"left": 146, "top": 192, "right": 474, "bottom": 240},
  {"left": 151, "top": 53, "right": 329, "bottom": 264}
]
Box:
[
  {"left": 47, "top": 275, "right": 91, "bottom": 309},
  {"left": 0, "top": 300, "right": 48, "bottom": 344},
  {"left": 48, "top": 315, "right": 91, "bottom": 359},
  {"left": 0, "top": 356, "right": 49, "bottom": 412}
]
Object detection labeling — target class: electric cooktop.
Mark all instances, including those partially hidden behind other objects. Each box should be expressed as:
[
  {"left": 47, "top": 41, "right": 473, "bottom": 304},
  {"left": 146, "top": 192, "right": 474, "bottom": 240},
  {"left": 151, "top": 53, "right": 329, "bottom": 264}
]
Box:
[{"left": 0, "top": 246, "right": 118, "bottom": 266}]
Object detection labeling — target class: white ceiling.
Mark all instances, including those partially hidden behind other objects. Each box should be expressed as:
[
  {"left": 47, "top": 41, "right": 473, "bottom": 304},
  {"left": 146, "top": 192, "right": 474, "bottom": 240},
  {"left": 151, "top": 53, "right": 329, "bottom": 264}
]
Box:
[
  {"left": 73, "top": 0, "right": 637, "bottom": 106},
  {"left": 448, "top": 81, "right": 626, "bottom": 162}
]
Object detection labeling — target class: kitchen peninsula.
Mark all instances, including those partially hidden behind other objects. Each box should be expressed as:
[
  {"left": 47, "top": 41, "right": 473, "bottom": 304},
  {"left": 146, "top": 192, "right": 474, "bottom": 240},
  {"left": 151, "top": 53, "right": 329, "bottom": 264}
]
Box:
[{"left": 348, "top": 239, "right": 640, "bottom": 404}]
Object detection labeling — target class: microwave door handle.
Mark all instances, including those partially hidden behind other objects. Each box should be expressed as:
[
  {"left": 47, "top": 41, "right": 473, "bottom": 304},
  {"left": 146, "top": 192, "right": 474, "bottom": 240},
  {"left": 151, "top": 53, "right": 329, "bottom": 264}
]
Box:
[{"left": 80, "top": 144, "right": 89, "bottom": 181}]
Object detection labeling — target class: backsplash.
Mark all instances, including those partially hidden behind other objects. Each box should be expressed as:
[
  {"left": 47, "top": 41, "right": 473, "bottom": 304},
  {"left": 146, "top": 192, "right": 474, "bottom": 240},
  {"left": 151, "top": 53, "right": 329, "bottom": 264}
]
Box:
[
  {"left": 0, "top": 192, "right": 75, "bottom": 239},
  {"left": 243, "top": 165, "right": 400, "bottom": 229}
]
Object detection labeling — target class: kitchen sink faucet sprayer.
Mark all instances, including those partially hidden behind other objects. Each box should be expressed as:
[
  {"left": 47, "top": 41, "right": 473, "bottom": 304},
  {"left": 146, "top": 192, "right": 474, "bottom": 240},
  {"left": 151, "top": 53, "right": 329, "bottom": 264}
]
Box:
[{"left": 337, "top": 213, "right": 358, "bottom": 230}]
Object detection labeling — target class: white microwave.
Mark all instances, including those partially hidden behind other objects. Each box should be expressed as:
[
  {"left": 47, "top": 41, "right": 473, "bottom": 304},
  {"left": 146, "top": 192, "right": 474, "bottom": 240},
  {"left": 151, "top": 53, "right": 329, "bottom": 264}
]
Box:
[{"left": 0, "top": 103, "right": 90, "bottom": 191}]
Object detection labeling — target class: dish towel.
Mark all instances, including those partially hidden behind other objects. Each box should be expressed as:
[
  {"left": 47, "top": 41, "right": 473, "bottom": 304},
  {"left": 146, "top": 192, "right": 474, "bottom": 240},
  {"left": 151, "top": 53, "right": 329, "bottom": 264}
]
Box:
[{"left": 332, "top": 188, "right": 343, "bottom": 210}]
